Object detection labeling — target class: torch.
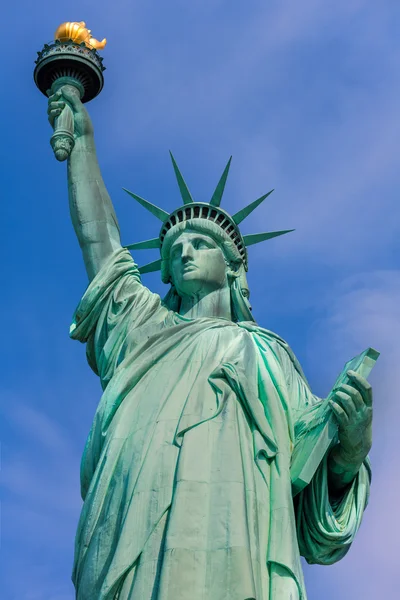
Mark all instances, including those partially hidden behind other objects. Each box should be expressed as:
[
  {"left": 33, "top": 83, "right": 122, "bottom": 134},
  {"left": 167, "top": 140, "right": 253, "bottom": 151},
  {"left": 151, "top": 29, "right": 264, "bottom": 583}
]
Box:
[{"left": 34, "top": 21, "right": 106, "bottom": 161}]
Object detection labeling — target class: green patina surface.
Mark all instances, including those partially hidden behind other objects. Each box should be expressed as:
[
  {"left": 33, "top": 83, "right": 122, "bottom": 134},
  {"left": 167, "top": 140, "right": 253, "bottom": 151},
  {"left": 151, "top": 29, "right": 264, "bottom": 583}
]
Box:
[{"left": 43, "top": 82, "right": 374, "bottom": 600}]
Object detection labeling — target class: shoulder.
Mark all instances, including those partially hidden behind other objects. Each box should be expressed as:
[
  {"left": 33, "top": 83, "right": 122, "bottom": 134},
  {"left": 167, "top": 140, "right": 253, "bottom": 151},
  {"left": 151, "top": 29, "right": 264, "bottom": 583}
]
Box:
[{"left": 239, "top": 322, "right": 310, "bottom": 386}]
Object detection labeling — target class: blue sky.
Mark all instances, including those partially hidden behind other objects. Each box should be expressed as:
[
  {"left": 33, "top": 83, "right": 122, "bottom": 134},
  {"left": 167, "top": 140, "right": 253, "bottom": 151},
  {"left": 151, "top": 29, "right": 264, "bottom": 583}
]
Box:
[{"left": 1, "top": 1, "right": 399, "bottom": 598}]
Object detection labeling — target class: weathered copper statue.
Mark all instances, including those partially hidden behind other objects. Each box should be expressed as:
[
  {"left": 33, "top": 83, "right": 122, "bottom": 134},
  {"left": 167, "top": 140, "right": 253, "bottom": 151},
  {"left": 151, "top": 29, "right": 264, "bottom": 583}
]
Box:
[{"left": 38, "top": 24, "right": 374, "bottom": 600}]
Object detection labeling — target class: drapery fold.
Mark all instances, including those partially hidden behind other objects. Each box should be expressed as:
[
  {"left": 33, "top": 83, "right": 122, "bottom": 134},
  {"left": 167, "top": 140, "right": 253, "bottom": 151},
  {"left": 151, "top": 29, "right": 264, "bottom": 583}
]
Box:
[
  {"left": 296, "top": 453, "right": 371, "bottom": 565},
  {"left": 70, "top": 247, "right": 370, "bottom": 600}
]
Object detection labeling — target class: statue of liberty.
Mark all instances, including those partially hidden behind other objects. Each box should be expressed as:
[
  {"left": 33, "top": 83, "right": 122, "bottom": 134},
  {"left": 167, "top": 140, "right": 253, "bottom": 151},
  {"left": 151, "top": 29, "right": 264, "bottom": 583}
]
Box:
[{"left": 47, "top": 83, "right": 373, "bottom": 600}]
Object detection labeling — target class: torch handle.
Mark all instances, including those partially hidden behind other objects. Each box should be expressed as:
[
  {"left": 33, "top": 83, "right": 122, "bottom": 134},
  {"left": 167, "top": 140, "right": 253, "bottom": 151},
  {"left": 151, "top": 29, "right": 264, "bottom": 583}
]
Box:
[{"left": 49, "top": 82, "right": 81, "bottom": 162}]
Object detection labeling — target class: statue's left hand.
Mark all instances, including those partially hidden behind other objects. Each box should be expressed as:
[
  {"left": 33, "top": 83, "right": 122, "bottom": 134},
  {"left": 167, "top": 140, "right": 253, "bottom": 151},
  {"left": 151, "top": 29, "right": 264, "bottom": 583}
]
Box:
[{"left": 329, "top": 370, "right": 373, "bottom": 464}]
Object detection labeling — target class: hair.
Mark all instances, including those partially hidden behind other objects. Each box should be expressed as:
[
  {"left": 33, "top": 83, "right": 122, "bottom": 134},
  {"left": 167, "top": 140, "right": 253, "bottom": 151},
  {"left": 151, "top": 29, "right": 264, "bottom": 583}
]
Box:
[{"left": 160, "top": 219, "right": 255, "bottom": 322}]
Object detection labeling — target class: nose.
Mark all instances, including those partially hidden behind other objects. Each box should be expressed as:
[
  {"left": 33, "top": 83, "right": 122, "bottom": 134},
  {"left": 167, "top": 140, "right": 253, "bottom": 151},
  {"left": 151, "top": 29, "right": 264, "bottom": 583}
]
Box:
[{"left": 181, "top": 242, "right": 194, "bottom": 262}]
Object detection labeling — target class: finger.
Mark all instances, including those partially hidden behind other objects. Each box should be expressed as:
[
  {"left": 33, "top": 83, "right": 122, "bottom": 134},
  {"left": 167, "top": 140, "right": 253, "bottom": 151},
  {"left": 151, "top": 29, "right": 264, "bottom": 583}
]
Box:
[
  {"left": 47, "top": 90, "right": 62, "bottom": 103},
  {"left": 333, "top": 391, "right": 357, "bottom": 419},
  {"left": 347, "top": 371, "right": 373, "bottom": 406},
  {"left": 329, "top": 400, "right": 349, "bottom": 427},
  {"left": 59, "top": 87, "right": 81, "bottom": 110},
  {"left": 48, "top": 109, "right": 62, "bottom": 126},
  {"left": 338, "top": 383, "right": 364, "bottom": 410},
  {"left": 47, "top": 101, "right": 65, "bottom": 114},
  {"left": 48, "top": 108, "right": 63, "bottom": 118}
]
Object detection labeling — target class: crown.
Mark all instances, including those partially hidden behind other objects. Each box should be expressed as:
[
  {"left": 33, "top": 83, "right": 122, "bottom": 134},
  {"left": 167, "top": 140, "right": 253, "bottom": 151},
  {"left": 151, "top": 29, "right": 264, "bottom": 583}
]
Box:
[{"left": 123, "top": 153, "right": 294, "bottom": 274}]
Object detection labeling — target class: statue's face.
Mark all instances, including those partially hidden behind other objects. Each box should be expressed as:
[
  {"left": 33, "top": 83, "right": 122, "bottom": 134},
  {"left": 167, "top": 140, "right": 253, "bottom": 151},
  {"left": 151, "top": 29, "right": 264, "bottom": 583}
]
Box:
[{"left": 170, "top": 230, "right": 229, "bottom": 297}]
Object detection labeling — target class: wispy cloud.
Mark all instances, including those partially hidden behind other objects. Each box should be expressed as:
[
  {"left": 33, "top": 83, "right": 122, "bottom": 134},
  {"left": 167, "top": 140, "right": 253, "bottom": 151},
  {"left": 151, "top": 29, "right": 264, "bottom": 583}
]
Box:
[
  {"left": 303, "top": 268, "right": 400, "bottom": 598},
  {"left": 1, "top": 402, "right": 81, "bottom": 599},
  {"left": 2, "top": 401, "right": 82, "bottom": 512},
  {"left": 88, "top": 1, "right": 399, "bottom": 271},
  {"left": 2, "top": 1, "right": 398, "bottom": 598}
]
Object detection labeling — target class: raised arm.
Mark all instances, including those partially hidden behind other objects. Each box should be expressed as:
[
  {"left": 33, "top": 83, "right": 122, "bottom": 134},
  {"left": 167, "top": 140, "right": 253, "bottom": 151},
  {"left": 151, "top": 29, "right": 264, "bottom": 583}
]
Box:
[{"left": 48, "top": 87, "right": 121, "bottom": 281}]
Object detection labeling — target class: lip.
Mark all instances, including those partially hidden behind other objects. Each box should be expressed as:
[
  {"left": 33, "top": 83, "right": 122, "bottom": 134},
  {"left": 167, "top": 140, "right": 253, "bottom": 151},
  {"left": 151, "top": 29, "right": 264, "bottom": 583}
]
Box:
[{"left": 182, "top": 264, "right": 198, "bottom": 273}]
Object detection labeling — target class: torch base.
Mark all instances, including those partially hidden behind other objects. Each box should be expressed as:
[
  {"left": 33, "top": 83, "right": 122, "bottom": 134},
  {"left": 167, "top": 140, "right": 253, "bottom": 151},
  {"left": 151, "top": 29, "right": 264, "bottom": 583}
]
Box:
[{"left": 34, "top": 39, "right": 105, "bottom": 103}]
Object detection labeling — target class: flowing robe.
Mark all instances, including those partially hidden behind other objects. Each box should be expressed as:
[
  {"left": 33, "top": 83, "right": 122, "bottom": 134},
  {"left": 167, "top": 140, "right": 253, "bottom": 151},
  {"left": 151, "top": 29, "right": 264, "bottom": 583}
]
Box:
[{"left": 70, "top": 248, "right": 370, "bottom": 600}]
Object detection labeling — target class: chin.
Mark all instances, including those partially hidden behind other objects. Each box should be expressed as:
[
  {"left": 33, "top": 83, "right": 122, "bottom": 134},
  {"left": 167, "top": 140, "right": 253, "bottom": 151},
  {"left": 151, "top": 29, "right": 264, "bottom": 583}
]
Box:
[
  {"left": 176, "top": 276, "right": 203, "bottom": 295},
  {"left": 181, "top": 271, "right": 200, "bottom": 280}
]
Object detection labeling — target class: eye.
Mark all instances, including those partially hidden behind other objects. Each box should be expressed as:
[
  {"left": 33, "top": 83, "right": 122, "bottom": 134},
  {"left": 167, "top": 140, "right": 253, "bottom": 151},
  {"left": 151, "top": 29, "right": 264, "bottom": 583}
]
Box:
[{"left": 194, "top": 239, "right": 212, "bottom": 250}]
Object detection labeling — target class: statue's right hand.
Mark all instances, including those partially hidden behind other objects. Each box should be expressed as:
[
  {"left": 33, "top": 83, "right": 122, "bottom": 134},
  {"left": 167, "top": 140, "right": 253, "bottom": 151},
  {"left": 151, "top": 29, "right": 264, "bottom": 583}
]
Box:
[{"left": 47, "top": 87, "right": 94, "bottom": 140}]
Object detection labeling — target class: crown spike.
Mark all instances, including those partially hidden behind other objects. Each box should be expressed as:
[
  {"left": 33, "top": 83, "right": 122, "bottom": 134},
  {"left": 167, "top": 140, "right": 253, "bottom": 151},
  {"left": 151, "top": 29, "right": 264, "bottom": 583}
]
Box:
[
  {"left": 169, "top": 152, "right": 194, "bottom": 205},
  {"left": 209, "top": 156, "right": 232, "bottom": 207},
  {"left": 123, "top": 188, "right": 169, "bottom": 221},
  {"left": 233, "top": 189, "right": 274, "bottom": 225},
  {"left": 138, "top": 259, "right": 162, "bottom": 274},
  {"left": 125, "top": 238, "right": 161, "bottom": 251},
  {"left": 244, "top": 229, "right": 294, "bottom": 247}
]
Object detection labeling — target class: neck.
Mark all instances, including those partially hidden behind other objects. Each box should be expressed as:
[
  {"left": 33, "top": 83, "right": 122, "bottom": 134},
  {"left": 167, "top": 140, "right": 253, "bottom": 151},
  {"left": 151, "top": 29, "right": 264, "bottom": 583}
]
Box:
[{"left": 179, "top": 286, "right": 232, "bottom": 320}]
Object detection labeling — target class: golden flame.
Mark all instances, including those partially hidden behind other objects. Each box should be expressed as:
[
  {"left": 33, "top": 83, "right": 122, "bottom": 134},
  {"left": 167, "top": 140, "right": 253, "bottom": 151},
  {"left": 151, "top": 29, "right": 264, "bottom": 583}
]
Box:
[{"left": 54, "top": 21, "right": 107, "bottom": 50}]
